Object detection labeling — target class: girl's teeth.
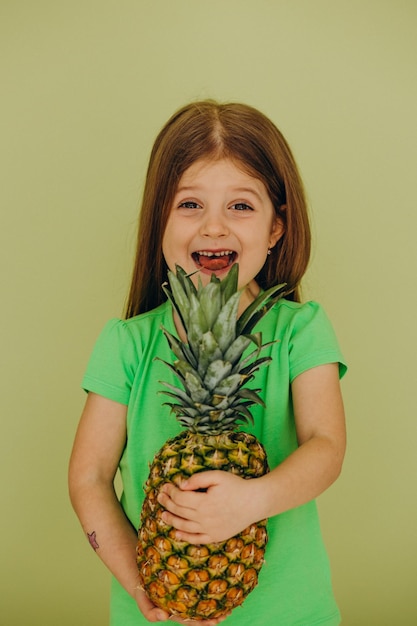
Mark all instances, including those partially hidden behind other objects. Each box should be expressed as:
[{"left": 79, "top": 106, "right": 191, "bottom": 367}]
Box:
[{"left": 197, "top": 250, "right": 234, "bottom": 257}]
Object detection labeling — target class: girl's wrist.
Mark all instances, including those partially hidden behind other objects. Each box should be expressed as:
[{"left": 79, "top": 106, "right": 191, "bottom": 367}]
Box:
[{"left": 244, "top": 475, "right": 272, "bottom": 524}]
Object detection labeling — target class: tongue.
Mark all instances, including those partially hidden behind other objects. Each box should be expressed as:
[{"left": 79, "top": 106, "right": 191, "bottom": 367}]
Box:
[{"left": 198, "top": 254, "right": 231, "bottom": 271}]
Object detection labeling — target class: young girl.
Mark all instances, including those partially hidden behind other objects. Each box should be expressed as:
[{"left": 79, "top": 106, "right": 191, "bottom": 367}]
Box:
[{"left": 69, "top": 100, "right": 347, "bottom": 626}]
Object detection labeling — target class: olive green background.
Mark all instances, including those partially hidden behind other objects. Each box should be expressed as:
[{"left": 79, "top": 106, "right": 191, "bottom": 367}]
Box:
[{"left": 1, "top": 1, "right": 416, "bottom": 624}]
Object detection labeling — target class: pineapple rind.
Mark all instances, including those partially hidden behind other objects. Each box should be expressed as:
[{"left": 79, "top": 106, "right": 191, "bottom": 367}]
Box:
[{"left": 137, "top": 430, "right": 269, "bottom": 620}]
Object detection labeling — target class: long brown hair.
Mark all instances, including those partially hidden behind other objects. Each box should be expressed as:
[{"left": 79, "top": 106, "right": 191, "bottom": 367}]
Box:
[{"left": 125, "top": 100, "right": 311, "bottom": 318}]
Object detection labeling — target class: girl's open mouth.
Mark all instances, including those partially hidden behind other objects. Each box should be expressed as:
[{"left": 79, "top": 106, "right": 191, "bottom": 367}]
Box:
[{"left": 192, "top": 250, "right": 237, "bottom": 272}]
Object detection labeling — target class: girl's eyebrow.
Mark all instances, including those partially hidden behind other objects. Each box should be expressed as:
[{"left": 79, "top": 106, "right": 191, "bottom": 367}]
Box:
[
  {"left": 233, "top": 187, "right": 263, "bottom": 200},
  {"left": 175, "top": 185, "right": 199, "bottom": 194}
]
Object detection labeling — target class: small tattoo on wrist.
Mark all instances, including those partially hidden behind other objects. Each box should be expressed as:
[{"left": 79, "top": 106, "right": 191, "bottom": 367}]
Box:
[{"left": 87, "top": 531, "right": 100, "bottom": 551}]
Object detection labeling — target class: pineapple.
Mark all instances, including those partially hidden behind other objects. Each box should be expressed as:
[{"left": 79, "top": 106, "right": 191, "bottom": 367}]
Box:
[{"left": 136, "top": 264, "right": 286, "bottom": 620}]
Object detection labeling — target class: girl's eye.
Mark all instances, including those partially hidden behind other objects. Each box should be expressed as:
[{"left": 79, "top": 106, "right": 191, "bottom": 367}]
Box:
[
  {"left": 178, "top": 201, "right": 201, "bottom": 209},
  {"left": 231, "top": 202, "right": 254, "bottom": 211}
]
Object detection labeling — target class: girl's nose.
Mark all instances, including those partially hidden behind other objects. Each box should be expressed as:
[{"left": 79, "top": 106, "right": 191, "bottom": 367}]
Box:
[{"left": 200, "top": 210, "right": 229, "bottom": 238}]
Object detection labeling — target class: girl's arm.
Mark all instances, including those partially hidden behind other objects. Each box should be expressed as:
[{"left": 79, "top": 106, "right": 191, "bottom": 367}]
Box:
[
  {"left": 69, "top": 392, "right": 227, "bottom": 626},
  {"left": 69, "top": 392, "right": 170, "bottom": 622},
  {"left": 257, "top": 361, "right": 346, "bottom": 518},
  {"left": 158, "top": 363, "right": 346, "bottom": 543}
]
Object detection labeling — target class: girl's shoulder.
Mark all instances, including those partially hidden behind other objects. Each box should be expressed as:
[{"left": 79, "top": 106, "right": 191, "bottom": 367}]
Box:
[
  {"left": 256, "top": 298, "right": 341, "bottom": 351},
  {"left": 82, "top": 302, "right": 173, "bottom": 403},
  {"left": 274, "top": 297, "right": 322, "bottom": 311},
  {"left": 86, "top": 302, "right": 172, "bottom": 365},
  {"left": 271, "top": 298, "right": 330, "bottom": 328},
  {"left": 269, "top": 299, "right": 347, "bottom": 380},
  {"left": 99, "top": 301, "right": 172, "bottom": 343},
  {"left": 122, "top": 300, "right": 172, "bottom": 330},
  {"left": 271, "top": 298, "right": 340, "bottom": 342}
]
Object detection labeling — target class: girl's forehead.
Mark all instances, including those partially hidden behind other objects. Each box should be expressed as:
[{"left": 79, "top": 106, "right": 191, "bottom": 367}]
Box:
[{"left": 177, "top": 157, "right": 266, "bottom": 191}]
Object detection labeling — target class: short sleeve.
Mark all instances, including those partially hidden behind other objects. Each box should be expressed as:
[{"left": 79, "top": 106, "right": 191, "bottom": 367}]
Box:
[
  {"left": 82, "top": 318, "right": 140, "bottom": 405},
  {"left": 288, "top": 302, "right": 347, "bottom": 382}
]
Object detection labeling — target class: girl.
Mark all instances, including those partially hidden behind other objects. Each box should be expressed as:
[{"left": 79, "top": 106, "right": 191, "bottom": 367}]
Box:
[{"left": 69, "top": 100, "right": 347, "bottom": 626}]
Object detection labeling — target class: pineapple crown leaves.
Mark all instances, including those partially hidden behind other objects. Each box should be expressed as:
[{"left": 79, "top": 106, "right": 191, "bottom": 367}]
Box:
[{"left": 157, "top": 264, "right": 287, "bottom": 435}]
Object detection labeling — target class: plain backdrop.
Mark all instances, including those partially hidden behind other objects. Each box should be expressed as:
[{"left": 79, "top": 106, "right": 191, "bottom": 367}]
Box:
[{"left": 1, "top": 1, "right": 416, "bottom": 624}]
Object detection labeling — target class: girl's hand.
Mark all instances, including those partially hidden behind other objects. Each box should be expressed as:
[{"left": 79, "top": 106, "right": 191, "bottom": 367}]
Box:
[
  {"left": 134, "top": 587, "right": 170, "bottom": 622},
  {"left": 134, "top": 586, "right": 229, "bottom": 624},
  {"left": 157, "top": 470, "right": 258, "bottom": 544},
  {"left": 169, "top": 615, "right": 230, "bottom": 625}
]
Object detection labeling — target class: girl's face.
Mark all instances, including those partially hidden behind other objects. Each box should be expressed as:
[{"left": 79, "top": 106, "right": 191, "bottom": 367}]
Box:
[{"left": 162, "top": 158, "right": 284, "bottom": 305}]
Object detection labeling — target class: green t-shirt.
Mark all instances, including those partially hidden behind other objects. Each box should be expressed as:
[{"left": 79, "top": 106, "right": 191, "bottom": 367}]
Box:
[{"left": 82, "top": 299, "right": 347, "bottom": 626}]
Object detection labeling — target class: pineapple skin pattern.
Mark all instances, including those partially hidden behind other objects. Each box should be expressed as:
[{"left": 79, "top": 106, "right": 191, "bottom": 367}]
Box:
[
  {"left": 137, "top": 431, "right": 269, "bottom": 619},
  {"left": 136, "top": 265, "right": 286, "bottom": 620}
]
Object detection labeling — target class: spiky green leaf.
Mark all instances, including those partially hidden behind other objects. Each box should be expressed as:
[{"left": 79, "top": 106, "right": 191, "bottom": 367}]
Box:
[
  {"left": 163, "top": 271, "right": 190, "bottom": 330},
  {"left": 186, "top": 293, "right": 209, "bottom": 359},
  {"left": 238, "top": 356, "right": 272, "bottom": 377},
  {"left": 196, "top": 331, "right": 223, "bottom": 378},
  {"left": 160, "top": 327, "right": 197, "bottom": 370},
  {"left": 198, "top": 281, "right": 222, "bottom": 328},
  {"left": 223, "top": 335, "right": 252, "bottom": 365},
  {"left": 211, "top": 291, "right": 240, "bottom": 352},
  {"left": 234, "top": 404, "right": 255, "bottom": 425},
  {"left": 158, "top": 382, "right": 195, "bottom": 407},
  {"left": 220, "top": 262, "right": 239, "bottom": 304},
  {"left": 236, "top": 387, "right": 266, "bottom": 407},
  {"left": 214, "top": 373, "right": 246, "bottom": 397},
  {"left": 173, "top": 359, "right": 201, "bottom": 383},
  {"left": 236, "top": 282, "right": 287, "bottom": 335},
  {"left": 175, "top": 265, "right": 198, "bottom": 299},
  {"left": 203, "top": 359, "right": 233, "bottom": 392},
  {"left": 160, "top": 264, "right": 285, "bottom": 434},
  {"left": 183, "top": 371, "right": 210, "bottom": 404}
]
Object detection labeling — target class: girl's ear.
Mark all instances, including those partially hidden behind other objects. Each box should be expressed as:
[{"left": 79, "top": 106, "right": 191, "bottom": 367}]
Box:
[{"left": 269, "top": 206, "right": 286, "bottom": 249}]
